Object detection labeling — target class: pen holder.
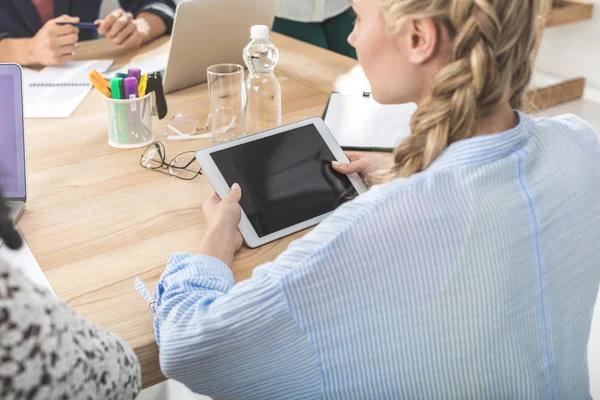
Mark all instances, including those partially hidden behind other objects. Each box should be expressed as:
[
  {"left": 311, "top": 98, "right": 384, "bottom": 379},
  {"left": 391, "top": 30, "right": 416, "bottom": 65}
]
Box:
[{"left": 105, "top": 93, "right": 154, "bottom": 149}]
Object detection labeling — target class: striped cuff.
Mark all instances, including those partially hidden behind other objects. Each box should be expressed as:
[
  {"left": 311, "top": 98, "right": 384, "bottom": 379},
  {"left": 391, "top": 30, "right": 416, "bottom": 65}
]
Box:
[
  {"left": 136, "top": 3, "right": 175, "bottom": 34},
  {"left": 165, "top": 253, "right": 234, "bottom": 281}
]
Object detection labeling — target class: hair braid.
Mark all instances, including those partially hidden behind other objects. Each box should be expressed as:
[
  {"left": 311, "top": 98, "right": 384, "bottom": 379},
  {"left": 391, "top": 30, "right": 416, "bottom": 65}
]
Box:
[{"left": 377, "top": 0, "right": 546, "bottom": 180}]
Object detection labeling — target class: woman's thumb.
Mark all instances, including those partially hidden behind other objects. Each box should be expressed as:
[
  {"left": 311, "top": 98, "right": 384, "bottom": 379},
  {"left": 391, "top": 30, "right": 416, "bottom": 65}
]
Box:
[
  {"left": 332, "top": 161, "right": 355, "bottom": 174},
  {"left": 228, "top": 183, "right": 242, "bottom": 202}
]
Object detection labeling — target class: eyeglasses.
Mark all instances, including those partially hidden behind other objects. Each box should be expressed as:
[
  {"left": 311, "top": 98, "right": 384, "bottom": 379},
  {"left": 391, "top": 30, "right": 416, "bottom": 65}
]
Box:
[
  {"left": 164, "top": 112, "right": 238, "bottom": 141},
  {"left": 140, "top": 142, "right": 202, "bottom": 180},
  {"left": 165, "top": 113, "right": 212, "bottom": 141}
]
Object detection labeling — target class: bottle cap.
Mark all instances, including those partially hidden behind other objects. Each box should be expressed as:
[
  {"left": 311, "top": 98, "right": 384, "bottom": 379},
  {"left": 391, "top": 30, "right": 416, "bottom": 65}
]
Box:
[{"left": 250, "top": 25, "right": 270, "bottom": 39}]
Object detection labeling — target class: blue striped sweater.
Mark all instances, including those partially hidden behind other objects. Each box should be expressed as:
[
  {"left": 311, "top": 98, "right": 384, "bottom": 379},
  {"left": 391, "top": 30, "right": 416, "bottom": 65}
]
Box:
[{"left": 138, "top": 112, "right": 600, "bottom": 399}]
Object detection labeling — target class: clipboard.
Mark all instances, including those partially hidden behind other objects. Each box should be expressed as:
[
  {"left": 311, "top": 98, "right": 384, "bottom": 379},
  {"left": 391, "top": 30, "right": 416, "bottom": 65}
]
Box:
[{"left": 322, "top": 92, "right": 417, "bottom": 152}]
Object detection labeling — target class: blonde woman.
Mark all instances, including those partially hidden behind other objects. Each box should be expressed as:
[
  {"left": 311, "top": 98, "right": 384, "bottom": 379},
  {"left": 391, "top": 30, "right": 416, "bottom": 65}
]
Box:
[{"left": 141, "top": 0, "right": 600, "bottom": 398}]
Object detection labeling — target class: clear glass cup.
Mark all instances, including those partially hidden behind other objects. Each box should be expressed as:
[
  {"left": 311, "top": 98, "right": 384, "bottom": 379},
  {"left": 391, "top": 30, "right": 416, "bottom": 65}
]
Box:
[{"left": 207, "top": 64, "right": 246, "bottom": 143}]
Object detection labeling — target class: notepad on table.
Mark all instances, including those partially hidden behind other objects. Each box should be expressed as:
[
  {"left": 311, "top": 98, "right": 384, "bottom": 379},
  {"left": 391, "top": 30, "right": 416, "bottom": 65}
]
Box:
[
  {"left": 24, "top": 60, "right": 113, "bottom": 118},
  {"left": 323, "top": 93, "right": 417, "bottom": 151}
]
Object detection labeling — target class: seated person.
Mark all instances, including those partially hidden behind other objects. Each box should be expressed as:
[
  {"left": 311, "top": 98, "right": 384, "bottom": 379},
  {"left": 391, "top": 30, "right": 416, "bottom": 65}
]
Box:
[
  {"left": 0, "top": 0, "right": 175, "bottom": 66},
  {"left": 0, "top": 185, "right": 141, "bottom": 399},
  {"left": 138, "top": 0, "right": 600, "bottom": 398},
  {"left": 273, "top": 0, "right": 357, "bottom": 59}
]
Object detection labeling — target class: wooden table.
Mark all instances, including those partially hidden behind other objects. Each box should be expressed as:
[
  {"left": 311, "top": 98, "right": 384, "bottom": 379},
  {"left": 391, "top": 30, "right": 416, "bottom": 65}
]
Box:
[{"left": 18, "top": 33, "right": 358, "bottom": 388}]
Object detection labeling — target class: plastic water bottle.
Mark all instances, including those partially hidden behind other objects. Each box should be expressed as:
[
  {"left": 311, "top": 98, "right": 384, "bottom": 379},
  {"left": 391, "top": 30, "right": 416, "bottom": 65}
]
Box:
[{"left": 243, "top": 25, "right": 282, "bottom": 135}]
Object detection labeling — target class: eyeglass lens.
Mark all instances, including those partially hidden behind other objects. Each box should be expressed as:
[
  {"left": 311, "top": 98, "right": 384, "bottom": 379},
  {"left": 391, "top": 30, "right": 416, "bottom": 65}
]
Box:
[
  {"left": 168, "top": 151, "right": 201, "bottom": 180},
  {"left": 170, "top": 114, "right": 201, "bottom": 136},
  {"left": 141, "top": 142, "right": 166, "bottom": 169}
]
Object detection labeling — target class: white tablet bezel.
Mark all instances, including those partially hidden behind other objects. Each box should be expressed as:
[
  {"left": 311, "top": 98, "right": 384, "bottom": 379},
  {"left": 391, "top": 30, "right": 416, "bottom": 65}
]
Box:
[{"left": 196, "top": 117, "right": 368, "bottom": 248}]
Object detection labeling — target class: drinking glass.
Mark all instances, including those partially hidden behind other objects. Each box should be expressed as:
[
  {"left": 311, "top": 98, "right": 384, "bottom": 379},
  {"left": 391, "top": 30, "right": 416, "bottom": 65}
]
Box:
[{"left": 207, "top": 64, "right": 246, "bottom": 143}]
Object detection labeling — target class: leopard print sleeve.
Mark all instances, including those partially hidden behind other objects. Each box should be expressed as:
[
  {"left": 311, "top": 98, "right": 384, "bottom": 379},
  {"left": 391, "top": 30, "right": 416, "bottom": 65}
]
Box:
[{"left": 0, "top": 261, "right": 141, "bottom": 400}]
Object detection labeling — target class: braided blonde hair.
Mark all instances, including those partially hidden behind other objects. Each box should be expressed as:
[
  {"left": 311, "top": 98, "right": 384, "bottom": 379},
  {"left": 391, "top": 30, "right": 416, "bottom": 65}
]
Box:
[{"left": 376, "top": 0, "right": 550, "bottom": 180}]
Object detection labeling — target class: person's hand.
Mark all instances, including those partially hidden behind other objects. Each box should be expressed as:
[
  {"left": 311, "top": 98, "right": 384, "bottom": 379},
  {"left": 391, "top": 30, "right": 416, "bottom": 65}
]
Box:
[
  {"left": 96, "top": 9, "right": 143, "bottom": 49},
  {"left": 29, "top": 15, "right": 79, "bottom": 66},
  {"left": 332, "top": 153, "right": 388, "bottom": 177},
  {"left": 199, "top": 184, "right": 243, "bottom": 266}
]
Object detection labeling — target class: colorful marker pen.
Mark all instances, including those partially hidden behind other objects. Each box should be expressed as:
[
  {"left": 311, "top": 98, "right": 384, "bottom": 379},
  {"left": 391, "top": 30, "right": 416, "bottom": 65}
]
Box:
[
  {"left": 128, "top": 68, "right": 141, "bottom": 82},
  {"left": 124, "top": 77, "right": 139, "bottom": 100}
]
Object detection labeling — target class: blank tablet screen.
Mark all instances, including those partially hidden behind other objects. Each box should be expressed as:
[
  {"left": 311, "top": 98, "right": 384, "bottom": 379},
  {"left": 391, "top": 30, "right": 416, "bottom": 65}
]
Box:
[{"left": 210, "top": 124, "right": 355, "bottom": 237}]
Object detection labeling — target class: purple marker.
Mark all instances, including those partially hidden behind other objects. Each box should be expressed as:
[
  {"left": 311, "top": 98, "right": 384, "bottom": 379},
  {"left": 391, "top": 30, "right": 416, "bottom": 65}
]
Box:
[
  {"left": 128, "top": 68, "right": 141, "bottom": 82},
  {"left": 124, "top": 77, "right": 139, "bottom": 99}
]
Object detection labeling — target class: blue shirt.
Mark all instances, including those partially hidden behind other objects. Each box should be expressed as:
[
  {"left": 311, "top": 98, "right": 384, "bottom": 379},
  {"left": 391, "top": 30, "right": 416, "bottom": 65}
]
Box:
[{"left": 137, "top": 112, "right": 600, "bottom": 399}]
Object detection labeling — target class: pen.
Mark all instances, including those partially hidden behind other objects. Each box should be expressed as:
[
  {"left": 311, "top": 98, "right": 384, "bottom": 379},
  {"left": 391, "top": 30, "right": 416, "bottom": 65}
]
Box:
[
  {"left": 116, "top": 72, "right": 129, "bottom": 79},
  {"left": 88, "top": 69, "right": 111, "bottom": 98},
  {"left": 110, "top": 77, "right": 123, "bottom": 99},
  {"left": 55, "top": 22, "right": 100, "bottom": 29}
]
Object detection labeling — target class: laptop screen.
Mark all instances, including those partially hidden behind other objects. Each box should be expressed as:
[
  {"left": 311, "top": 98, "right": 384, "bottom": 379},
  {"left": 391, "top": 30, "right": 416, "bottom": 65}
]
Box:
[{"left": 0, "top": 64, "right": 26, "bottom": 200}]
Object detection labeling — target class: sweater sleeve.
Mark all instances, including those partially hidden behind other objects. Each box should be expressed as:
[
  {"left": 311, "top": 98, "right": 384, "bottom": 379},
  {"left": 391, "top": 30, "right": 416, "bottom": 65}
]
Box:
[
  {"left": 0, "top": 262, "right": 141, "bottom": 400},
  {"left": 148, "top": 253, "right": 322, "bottom": 400}
]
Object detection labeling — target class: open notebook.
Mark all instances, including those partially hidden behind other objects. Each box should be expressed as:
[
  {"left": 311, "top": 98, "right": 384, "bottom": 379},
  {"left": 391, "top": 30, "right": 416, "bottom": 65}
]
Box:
[
  {"left": 323, "top": 93, "right": 417, "bottom": 151},
  {"left": 24, "top": 60, "right": 113, "bottom": 118}
]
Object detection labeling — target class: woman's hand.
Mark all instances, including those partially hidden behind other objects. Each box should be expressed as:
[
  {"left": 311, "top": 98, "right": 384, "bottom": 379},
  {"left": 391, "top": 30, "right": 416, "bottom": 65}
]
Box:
[
  {"left": 332, "top": 153, "right": 388, "bottom": 183},
  {"left": 199, "top": 184, "right": 243, "bottom": 267}
]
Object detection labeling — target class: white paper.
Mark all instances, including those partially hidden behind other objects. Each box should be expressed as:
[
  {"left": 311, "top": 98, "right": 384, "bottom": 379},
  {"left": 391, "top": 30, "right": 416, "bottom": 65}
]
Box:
[
  {"left": 0, "top": 230, "right": 55, "bottom": 296},
  {"left": 24, "top": 60, "right": 113, "bottom": 119},
  {"left": 104, "top": 54, "right": 168, "bottom": 78},
  {"left": 21, "top": 66, "right": 40, "bottom": 83},
  {"left": 333, "top": 65, "right": 372, "bottom": 95},
  {"left": 324, "top": 93, "right": 417, "bottom": 150}
]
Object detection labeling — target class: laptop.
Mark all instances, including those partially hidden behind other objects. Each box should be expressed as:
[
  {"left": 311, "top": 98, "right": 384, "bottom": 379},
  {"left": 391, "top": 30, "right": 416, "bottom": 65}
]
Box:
[
  {"left": 109, "top": 0, "right": 276, "bottom": 94},
  {"left": 0, "top": 64, "right": 26, "bottom": 225},
  {"left": 163, "top": 0, "right": 276, "bottom": 94}
]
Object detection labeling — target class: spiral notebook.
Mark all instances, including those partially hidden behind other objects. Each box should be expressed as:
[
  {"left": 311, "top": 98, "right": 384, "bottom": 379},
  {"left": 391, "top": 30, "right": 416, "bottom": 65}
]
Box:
[{"left": 24, "top": 60, "right": 113, "bottom": 118}]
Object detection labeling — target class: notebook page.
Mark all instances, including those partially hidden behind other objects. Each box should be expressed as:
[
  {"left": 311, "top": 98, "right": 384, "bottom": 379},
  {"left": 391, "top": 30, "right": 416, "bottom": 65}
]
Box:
[
  {"left": 27, "top": 60, "right": 113, "bottom": 87},
  {"left": 24, "top": 60, "right": 113, "bottom": 118},
  {"left": 20, "top": 67, "right": 40, "bottom": 83}
]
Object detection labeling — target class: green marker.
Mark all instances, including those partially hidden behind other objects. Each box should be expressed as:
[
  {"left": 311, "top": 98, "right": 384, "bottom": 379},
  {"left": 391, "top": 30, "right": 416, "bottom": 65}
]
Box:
[
  {"left": 110, "top": 77, "right": 123, "bottom": 99},
  {"left": 109, "top": 77, "right": 127, "bottom": 145}
]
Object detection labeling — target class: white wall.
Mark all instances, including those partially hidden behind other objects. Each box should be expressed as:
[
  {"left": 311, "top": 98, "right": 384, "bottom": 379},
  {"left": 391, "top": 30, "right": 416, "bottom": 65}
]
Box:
[{"left": 535, "top": 1, "right": 600, "bottom": 100}]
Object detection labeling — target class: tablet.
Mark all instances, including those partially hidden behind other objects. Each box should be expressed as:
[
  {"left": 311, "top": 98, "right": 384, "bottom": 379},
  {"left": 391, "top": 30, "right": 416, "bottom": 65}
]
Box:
[{"left": 196, "top": 117, "right": 368, "bottom": 248}]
